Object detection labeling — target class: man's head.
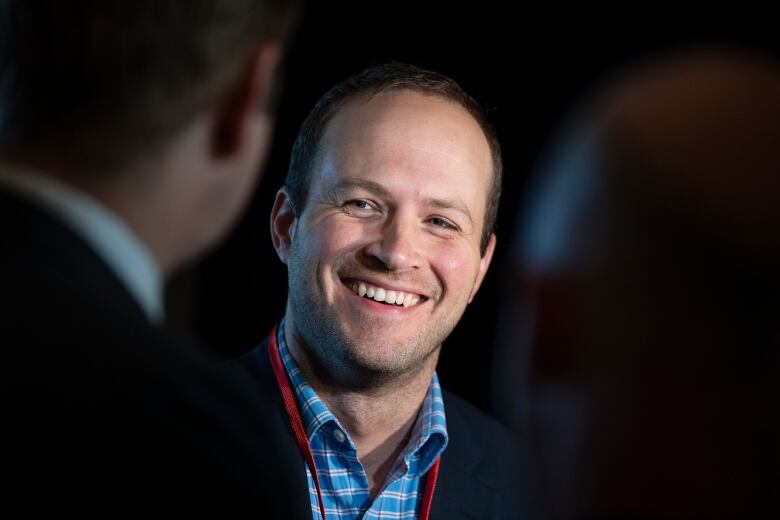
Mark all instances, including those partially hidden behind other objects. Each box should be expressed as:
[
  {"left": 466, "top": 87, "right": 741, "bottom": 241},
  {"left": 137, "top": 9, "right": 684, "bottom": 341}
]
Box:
[
  {"left": 0, "top": 0, "right": 300, "bottom": 274},
  {"left": 271, "top": 63, "right": 500, "bottom": 389}
]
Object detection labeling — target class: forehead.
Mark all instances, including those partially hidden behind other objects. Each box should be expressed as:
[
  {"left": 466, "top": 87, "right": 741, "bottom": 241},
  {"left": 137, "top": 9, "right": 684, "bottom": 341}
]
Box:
[{"left": 313, "top": 89, "right": 493, "bottom": 222}]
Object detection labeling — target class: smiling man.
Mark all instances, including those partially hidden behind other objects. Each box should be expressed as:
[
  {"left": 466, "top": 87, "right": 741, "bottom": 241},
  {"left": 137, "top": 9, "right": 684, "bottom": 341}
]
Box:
[{"left": 225, "top": 63, "right": 522, "bottom": 519}]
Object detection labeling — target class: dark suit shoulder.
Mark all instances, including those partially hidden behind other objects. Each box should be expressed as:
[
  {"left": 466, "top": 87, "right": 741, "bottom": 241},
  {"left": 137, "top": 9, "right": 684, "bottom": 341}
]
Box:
[
  {"left": 219, "top": 340, "right": 279, "bottom": 397},
  {"left": 442, "top": 390, "right": 521, "bottom": 480},
  {"left": 433, "top": 390, "right": 527, "bottom": 520},
  {"left": 443, "top": 390, "right": 519, "bottom": 448},
  {"left": 218, "top": 339, "right": 313, "bottom": 520},
  {"left": 226, "top": 341, "right": 269, "bottom": 371}
]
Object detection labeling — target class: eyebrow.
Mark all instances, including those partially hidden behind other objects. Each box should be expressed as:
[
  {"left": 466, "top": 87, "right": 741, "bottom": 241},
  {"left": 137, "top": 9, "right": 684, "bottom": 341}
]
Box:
[
  {"left": 423, "top": 197, "right": 474, "bottom": 225},
  {"left": 330, "top": 177, "right": 474, "bottom": 225},
  {"left": 331, "top": 178, "right": 392, "bottom": 198}
]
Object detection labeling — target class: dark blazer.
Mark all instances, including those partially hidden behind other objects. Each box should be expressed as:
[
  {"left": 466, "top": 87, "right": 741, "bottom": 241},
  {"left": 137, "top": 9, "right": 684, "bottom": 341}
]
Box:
[
  {"left": 0, "top": 186, "right": 301, "bottom": 515},
  {"left": 223, "top": 337, "right": 526, "bottom": 520}
]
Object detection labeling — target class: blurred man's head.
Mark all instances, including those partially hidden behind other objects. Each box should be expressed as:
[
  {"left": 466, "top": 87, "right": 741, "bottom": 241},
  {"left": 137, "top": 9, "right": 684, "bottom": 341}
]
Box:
[
  {"left": 0, "top": 0, "right": 300, "bottom": 274},
  {"left": 512, "top": 49, "right": 780, "bottom": 517},
  {"left": 0, "top": 0, "right": 297, "bottom": 168}
]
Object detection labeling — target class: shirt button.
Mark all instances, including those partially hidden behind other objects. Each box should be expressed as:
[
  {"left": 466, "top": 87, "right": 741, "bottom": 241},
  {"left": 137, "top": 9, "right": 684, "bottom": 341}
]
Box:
[{"left": 333, "top": 429, "right": 346, "bottom": 443}]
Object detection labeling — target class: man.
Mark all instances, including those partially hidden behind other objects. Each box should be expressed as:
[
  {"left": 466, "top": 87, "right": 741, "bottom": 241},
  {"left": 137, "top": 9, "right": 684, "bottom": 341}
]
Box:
[
  {"left": 495, "top": 49, "right": 780, "bottom": 517},
  {"left": 225, "top": 63, "right": 522, "bottom": 519},
  {"left": 0, "top": 0, "right": 301, "bottom": 513}
]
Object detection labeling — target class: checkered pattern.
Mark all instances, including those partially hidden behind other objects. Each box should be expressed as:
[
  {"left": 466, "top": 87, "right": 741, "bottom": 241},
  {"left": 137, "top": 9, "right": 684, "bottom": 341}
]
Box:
[{"left": 277, "top": 321, "right": 448, "bottom": 519}]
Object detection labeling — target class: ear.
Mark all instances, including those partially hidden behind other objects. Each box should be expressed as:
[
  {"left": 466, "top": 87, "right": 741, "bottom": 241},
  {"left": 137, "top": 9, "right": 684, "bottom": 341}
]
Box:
[
  {"left": 467, "top": 233, "right": 496, "bottom": 303},
  {"left": 270, "top": 186, "right": 297, "bottom": 264},
  {"left": 212, "top": 41, "right": 282, "bottom": 157}
]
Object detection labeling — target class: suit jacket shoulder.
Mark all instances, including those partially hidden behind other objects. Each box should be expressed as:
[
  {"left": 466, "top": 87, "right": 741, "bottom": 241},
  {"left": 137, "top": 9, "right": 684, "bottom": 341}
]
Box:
[
  {"left": 1, "top": 187, "right": 301, "bottom": 514},
  {"left": 221, "top": 339, "right": 313, "bottom": 520}
]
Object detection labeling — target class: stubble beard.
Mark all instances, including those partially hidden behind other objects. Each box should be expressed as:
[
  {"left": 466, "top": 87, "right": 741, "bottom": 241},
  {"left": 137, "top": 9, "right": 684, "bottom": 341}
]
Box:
[{"left": 285, "top": 249, "right": 464, "bottom": 392}]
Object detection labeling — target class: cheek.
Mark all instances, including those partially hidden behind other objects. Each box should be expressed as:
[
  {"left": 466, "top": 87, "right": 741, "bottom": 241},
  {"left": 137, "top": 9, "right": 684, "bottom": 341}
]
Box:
[
  {"left": 294, "top": 217, "right": 371, "bottom": 285},
  {"left": 428, "top": 241, "right": 481, "bottom": 295},
  {"left": 313, "top": 217, "right": 370, "bottom": 256}
]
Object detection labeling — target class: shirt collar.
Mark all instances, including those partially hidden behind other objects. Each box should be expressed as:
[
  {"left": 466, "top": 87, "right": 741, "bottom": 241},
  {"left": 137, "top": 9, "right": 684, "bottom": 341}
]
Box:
[
  {"left": 0, "top": 162, "right": 164, "bottom": 324},
  {"left": 277, "top": 318, "right": 448, "bottom": 477}
]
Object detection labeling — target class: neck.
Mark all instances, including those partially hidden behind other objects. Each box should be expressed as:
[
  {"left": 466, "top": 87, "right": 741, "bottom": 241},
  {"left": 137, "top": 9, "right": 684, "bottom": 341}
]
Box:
[
  {"left": 2, "top": 151, "right": 178, "bottom": 274},
  {"left": 3, "top": 120, "right": 213, "bottom": 279},
  {"left": 283, "top": 320, "right": 439, "bottom": 497}
]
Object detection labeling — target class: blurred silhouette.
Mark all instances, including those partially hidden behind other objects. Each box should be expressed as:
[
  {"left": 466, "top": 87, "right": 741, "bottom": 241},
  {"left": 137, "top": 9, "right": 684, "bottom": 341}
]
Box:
[
  {"left": 0, "top": 0, "right": 302, "bottom": 514},
  {"left": 495, "top": 48, "right": 780, "bottom": 518}
]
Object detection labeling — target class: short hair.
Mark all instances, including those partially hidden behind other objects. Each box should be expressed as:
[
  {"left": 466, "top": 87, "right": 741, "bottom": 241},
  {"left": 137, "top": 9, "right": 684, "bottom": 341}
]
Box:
[
  {"left": 0, "top": 0, "right": 300, "bottom": 168},
  {"left": 285, "top": 62, "right": 502, "bottom": 255}
]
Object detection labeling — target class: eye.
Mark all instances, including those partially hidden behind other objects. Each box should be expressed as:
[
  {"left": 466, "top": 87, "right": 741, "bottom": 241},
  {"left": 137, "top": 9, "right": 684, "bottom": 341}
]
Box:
[
  {"left": 428, "top": 216, "right": 459, "bottom": 231},
  {"left": 341, "top": 199, "right": 379, "bottom": 216},
  {"left": 345, "top": 199, "right": 371, "bottom": 210}
]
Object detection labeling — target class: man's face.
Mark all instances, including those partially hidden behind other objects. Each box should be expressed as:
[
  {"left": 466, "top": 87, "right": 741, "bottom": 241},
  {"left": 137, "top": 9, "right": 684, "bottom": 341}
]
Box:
[{"left": 276, "top": 90, "right": 496, "bottom": 387}]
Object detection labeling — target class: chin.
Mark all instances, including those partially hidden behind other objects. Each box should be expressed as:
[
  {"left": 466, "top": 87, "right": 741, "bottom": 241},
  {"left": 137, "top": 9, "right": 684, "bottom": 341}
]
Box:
[{"left": 351, "top": 338, "right": 433, "bottom": 374}]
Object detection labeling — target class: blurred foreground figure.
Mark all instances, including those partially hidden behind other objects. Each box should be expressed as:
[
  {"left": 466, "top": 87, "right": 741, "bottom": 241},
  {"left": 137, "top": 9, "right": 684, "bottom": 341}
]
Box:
[
  {"left": 0, "top": 0, "right": 300, "bottom": 514},
  {"left": 498, "top": 49, "right": 780, "bottom": 518}
]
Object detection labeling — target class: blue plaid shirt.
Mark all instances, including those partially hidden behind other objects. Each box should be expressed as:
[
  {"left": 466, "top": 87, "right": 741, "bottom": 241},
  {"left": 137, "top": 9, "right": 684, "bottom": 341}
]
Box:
[{"left": 277, "top": 322, "right": 448, "bottom": 519}]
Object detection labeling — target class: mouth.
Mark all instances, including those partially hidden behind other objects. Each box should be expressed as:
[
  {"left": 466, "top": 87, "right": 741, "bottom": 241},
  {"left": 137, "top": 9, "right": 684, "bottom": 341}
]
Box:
[{"left": 340, "top": 277, "right": 428, "bottom": 308}]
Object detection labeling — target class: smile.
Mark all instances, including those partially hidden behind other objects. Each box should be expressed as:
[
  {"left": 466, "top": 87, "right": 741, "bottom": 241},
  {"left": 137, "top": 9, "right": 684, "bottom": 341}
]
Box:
[{"left": 342, "top": 279, "right": 426, "bottom": 307}]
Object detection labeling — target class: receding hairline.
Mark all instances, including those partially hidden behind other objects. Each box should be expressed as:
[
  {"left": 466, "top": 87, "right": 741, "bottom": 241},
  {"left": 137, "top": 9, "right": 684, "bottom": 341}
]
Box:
[
  {"left": 311, "top": 87, "right": 496, "bottom": 193},
  {"left": 314, "top": 88, "right": 493, "bottom": 208}
]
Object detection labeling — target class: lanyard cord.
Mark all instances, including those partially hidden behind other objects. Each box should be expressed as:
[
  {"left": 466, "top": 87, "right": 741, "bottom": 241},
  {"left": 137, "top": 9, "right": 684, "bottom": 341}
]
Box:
[
  {"left": 268, "top": 325, "right": 328, "bottom": 519},
  {"left": 268, "top": 323, "right": 440, "bottom": 520},
  {"left": 420, "top": 457, "right": 441, "bottom": 520}
]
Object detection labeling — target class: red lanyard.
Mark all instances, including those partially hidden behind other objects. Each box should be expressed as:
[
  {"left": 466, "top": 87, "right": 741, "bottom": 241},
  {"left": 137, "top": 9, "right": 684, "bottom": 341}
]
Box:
[{"left": 268, "top": 324, "right": 440, "bottom": 520}]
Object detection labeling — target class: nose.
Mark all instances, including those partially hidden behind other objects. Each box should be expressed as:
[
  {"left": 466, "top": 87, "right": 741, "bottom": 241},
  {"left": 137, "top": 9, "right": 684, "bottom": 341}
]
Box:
[{"left": 362, "top": 215, "right": 422, "bottom": 271}]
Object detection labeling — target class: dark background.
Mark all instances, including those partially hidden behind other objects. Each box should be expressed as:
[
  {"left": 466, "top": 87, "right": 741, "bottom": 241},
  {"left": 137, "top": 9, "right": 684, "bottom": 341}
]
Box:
[{"left": 166, "top": 3, "right": 776, "bottom": 421}]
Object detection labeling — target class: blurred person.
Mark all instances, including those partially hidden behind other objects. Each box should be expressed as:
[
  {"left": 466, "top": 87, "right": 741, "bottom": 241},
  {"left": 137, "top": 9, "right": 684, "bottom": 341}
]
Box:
[
  {"left": 495, "top": 49, "right": 780, "bottom": 518},
  {"left": 224, "top": 63, "right": 524, "bottom": 519},
  {"left": 0, "top": 0, "right": 301, "bottom": 513}
]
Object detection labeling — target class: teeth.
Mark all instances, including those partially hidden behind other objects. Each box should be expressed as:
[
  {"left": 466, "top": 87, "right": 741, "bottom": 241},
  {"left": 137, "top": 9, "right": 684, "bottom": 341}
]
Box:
[{"left": 347, "top": 280, "right": 422, "bottom": 307}]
